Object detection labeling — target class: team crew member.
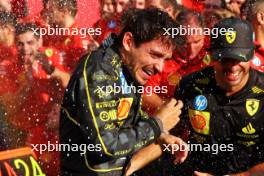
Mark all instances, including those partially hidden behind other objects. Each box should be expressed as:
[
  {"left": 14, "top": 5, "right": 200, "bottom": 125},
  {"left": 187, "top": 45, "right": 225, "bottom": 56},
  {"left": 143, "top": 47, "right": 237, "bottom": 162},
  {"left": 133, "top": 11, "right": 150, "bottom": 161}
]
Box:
[
  {"left": 132, "top": 0, "right": 146, "bottom": 9},
  {"left": 44, "top": 0, "right": 89, "bottom": 73},
  {"left": 145, "top": 0, "right": 179, "bottom": 20},
  {"left": 172, "top": 18, "right": 264, "bottom": 175},
  {"left": 246, "top": 0, "right": 264, "bottom": 72},
  {"left": 0, "top": 12, "right": 18, "bottom": 95},
  {"left": 7, "top": 23, "right": 70, "bottom": 175},
  {"left": 93, "top": 0, "right": 121, "bottom": 45},
  {"left": 60, "top": 8, "right": 187, "bottom": 175},
  {"left": 22, "top": 0, "right": 51, "bottom": 28},
  {"left": 125, "top": 17, "right": 264, "bottom": 176}
]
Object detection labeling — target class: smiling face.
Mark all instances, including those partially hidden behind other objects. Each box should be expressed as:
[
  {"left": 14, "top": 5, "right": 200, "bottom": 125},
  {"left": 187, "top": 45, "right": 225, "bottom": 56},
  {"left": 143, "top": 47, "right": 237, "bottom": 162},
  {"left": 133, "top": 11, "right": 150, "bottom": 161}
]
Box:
[
  {"left": 133, "top": 0, "right": 145, "bottom": 9},
  {"left": 214, "top": 58, "right": 251, "bottom": 96},
  {"left": 121, "top": 32, "right": 173, "bottom": 85},
  {"left": 16, "top": 31, "right": 42, "bottom": 63},
  {"left": 115, "top": 0, "right": 130, "bottom": 15},
  {"left": 101, "top": 0, "right": 115, "bottom": 19}
]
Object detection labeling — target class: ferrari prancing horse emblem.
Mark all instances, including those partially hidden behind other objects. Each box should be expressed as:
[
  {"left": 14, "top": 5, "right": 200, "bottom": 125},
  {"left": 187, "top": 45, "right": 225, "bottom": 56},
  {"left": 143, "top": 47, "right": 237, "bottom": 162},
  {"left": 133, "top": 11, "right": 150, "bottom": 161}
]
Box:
[{"left": 246, "top": 99, "right": 260, "bottom": 116}]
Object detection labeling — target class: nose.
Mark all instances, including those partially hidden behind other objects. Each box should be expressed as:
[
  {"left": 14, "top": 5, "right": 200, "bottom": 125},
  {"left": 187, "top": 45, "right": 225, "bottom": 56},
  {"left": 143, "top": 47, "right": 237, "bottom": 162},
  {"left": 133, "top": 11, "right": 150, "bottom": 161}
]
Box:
[
  {"left": 23, "top": 44, "right": 29, "bottom": 53},
  {"left": 116, "top": 4, "right": 123, "bottom": 13},
  {"left": 154, "top": 59, "right": 165, "bottom": 73}
]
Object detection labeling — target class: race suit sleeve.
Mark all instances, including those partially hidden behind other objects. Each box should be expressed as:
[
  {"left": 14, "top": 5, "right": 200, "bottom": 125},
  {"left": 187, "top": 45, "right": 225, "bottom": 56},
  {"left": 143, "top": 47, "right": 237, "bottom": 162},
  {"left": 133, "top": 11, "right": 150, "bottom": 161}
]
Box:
[{"left": 61, "top": 53, "right": 161, "bottom": 164}]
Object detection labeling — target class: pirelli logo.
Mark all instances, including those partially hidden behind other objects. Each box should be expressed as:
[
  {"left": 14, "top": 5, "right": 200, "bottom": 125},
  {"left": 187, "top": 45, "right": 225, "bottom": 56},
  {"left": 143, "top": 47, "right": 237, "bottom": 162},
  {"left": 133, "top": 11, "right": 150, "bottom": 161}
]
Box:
[{"left": 252, "top": 86, "right": 264, "bottom": 94}]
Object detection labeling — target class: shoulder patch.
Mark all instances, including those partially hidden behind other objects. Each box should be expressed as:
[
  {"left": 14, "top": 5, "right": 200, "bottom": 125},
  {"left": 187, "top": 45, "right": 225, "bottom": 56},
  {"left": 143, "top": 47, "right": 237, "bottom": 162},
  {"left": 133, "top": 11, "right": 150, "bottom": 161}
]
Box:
[
  {"left": 45, "top": 49, "right": 53, "bottom": 58},
  {"left": 193, "top": 95, "right": 208, "bottom": 111},
  {"left": 202, "top": 54, "right": 211, "bottom": 65},
  {"left": 246, "top": 99, "right": 260, "bottom": 116},
  {"left": 188, "top": 109, "right": 210, "bottom": 135}
]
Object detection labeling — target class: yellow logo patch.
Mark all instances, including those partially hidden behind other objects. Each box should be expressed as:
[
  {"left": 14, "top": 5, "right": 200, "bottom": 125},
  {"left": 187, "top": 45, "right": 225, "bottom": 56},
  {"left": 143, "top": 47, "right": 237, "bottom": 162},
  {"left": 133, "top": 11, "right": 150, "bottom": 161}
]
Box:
[
  {"left": 246, "top": 99, "right": 259, "bottom": 116},
  {"left": 225, "top": 31, "right": 237, "bottom": 44},
  {"left": 242, "top": 123, "right": 256, "bottom": 134},
  {"left": 188, "top": 109, "right": 210, "bottom": 135},
  {"left": 45, "top": 49, "right": 53, "bottom": 58},
  {"left": 202, "top": 54, "right": 211, "bottom": 65},
  {"left": 117, "top": 98, "right": 133, "bottom": 120}
]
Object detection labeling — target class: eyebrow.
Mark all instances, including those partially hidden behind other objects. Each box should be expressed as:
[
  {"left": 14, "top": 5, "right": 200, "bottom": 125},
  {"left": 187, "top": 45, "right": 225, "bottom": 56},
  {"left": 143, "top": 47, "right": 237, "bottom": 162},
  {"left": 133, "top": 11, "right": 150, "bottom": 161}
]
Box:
[{"left": 149, "top": 49, "right": 164, "bottom": 57}]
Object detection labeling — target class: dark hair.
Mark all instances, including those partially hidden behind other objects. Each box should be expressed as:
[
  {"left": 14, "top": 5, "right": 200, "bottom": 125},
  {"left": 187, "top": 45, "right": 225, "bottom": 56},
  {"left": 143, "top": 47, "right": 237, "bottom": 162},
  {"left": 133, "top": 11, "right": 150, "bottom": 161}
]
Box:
[
  {"left": 117, "top": 8, "right": 178, "bottom": 48},
  {"left": 15, "top": 23, "right": 40, "bottom": 39},
  {"left": 0, "top": 12, "right": 17, "bottom": 27},
  {"left": 52, "top": 0, "right": 78, "bottom": 17},
  {"left": 176, "top": 9, "right": 205, "bottom": 28}
]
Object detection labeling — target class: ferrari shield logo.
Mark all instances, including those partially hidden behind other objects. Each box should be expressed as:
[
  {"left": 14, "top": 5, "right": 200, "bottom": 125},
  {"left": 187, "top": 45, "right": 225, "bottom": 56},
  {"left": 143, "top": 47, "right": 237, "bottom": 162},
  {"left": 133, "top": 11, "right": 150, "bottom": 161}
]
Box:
[
  {"left": 246, "top": 99, "right": 259, "bottom": 116},
  {"left": 225, "top": 31, "right": 236, "bottom": 44}
]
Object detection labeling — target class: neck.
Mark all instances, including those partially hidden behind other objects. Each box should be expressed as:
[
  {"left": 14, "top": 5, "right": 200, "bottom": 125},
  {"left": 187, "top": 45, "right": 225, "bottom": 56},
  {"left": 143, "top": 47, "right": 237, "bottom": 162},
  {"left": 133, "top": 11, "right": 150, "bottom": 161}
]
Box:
[{"left": 255, "top": 27, "right": 264, "bottom": 48}]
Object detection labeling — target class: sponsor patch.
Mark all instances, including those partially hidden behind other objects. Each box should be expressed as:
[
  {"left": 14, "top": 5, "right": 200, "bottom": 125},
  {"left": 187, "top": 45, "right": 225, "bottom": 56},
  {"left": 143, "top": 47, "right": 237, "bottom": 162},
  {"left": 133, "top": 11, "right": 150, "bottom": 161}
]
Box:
[
  {"left": 189, "top": 109, "right": 210, "bottom": 135},
  {"left": 242, "top": 123, "right": 256, "bottom": 134},
  {"left": 246, "top": 99, "right": 259, "bottom": 116},
  {"left": 117, "top": 98, "right": 133, "bottom": 120},
  {"left": 193, "top": 95, "right": 207, "bottom": 111},
  {"left": 225, "top": 31, "right": 236, "bottom": 44}
]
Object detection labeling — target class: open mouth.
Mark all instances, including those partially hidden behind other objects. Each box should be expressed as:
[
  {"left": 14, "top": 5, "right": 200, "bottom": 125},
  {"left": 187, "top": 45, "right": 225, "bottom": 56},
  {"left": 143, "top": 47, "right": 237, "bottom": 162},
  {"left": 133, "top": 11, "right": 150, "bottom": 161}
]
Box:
[
  {"left": 142, "top": 67, "right": 154, "bottom": 78},
  {"left": 224, "top": 71, "right": 241, "bottom": 82}
]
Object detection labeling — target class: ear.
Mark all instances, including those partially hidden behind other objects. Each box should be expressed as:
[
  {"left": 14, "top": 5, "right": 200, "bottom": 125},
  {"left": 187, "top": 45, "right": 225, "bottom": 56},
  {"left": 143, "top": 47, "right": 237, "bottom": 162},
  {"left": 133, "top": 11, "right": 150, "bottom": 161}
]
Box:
[
  {"left": 122, "top": 32, "right": 134, "bottom": 52},
  {"left": 257, "top": 12, "right": 264, "bottom": 25}
]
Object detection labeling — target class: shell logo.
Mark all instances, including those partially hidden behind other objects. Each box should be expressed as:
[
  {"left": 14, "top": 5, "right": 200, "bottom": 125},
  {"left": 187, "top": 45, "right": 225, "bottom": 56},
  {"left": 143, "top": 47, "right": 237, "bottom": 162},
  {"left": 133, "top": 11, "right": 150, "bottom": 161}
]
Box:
[
  {"left": 117, "top": 98, "right": 133, "bottom": 120},
  {"left": 190, "top": 115, "right": 206, "bottom": 130}
]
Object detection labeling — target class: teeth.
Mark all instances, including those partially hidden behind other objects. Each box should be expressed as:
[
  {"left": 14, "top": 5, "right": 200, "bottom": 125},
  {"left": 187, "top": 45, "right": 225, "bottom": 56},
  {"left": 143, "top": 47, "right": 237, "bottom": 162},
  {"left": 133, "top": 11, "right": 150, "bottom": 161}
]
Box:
[
  {"left": 225, "top": 72, "right": 239, "bottom": 77},
  {"left": 231, "top": 72, "right": 239, "bottom": 76},
  {"left": 145, "top": 70, "right": 153, "bottom": 76}
]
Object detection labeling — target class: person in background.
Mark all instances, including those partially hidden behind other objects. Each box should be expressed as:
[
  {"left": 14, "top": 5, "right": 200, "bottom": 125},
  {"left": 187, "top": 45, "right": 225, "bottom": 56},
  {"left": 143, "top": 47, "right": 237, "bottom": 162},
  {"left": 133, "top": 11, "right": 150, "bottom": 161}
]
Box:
[
  {"left": 115, "top": 0, "right": 132, "bottom": 16},
  {"left": 132, "top": 0, "right": 146, "bottom": 9},
  {"left": 93, "top": 0, "right": 120, "bottom": 45},
  {"left": 6, "top": 23, "right": 70, "bottom": 175},
  {"left": 22, "top": 0, "right": 51, "bottom": 28},
  {"left": 0, "top": 12, "right": 19, "bottom": 111},
  {"left": 246, "top": 0, "right": 264, "bottom": 72},
  {"left": 44, "top": 0, "right": 89, "bottom": 73},
  {"left": 224, "top": 0, "right": 246, "bottom": 16},
  {"left": 146, "top": 0, "right": 180, "bottom": 20}
]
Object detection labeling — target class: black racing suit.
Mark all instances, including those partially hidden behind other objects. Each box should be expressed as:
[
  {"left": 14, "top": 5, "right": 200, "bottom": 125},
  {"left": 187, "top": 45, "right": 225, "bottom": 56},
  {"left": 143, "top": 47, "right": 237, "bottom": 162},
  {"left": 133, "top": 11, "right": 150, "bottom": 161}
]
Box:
[
  {"left": 170, "top": 67, "right": 264, "bottom": 175},
  {"left": 60, "top": 35, "right": 161, "bottom": 176}
]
